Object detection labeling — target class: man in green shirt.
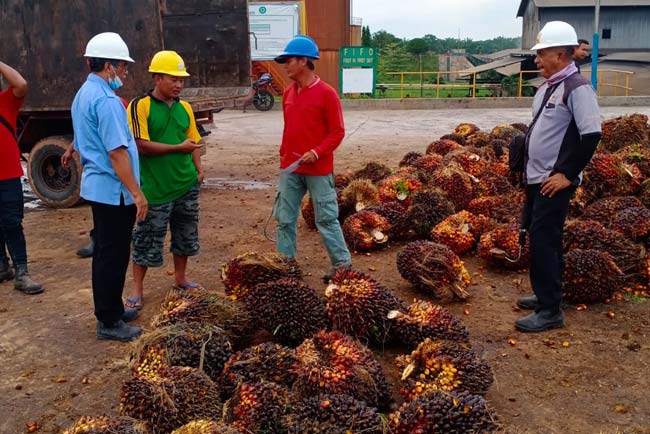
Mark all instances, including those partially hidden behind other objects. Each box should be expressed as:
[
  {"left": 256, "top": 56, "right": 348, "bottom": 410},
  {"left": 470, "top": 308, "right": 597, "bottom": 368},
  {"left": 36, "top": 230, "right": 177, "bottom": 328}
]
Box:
[{"left": 126, "top": 50, "right": 203, "bottom": 309}]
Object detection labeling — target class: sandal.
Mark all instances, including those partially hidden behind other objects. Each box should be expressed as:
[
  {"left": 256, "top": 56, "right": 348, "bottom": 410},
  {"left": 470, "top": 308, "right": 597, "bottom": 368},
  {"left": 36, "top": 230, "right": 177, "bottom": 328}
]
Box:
[
  {"left": 172, "top": 282, "right": 204, "bottom": 291},
  {"left": 125, "top": 295, "right": 144, "bottom": 310}
]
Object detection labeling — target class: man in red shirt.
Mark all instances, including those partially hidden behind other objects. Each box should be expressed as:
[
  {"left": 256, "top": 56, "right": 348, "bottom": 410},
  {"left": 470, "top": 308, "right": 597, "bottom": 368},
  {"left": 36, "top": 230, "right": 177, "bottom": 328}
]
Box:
[
  {"left": 0, "top": 62, "right": 43, "bottom": 294},
  {"left": 273, "top": 35, "right": 351, "bottom": 282}
]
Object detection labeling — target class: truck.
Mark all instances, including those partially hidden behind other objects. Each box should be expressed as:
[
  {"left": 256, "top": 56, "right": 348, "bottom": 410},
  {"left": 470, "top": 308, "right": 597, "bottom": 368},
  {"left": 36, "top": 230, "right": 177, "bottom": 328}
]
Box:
[{"left": 0, "top": 0, "right": 251, "bottom": 208}]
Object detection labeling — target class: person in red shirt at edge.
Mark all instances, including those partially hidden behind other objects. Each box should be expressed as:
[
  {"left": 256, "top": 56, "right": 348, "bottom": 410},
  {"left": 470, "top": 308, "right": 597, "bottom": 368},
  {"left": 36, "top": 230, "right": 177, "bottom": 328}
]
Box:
[
  {"left": 0, "top": 61, "right": 43, "bottom": 294},
  {"left": 273, "top": 35, "right": 351, "bottom": 282}
]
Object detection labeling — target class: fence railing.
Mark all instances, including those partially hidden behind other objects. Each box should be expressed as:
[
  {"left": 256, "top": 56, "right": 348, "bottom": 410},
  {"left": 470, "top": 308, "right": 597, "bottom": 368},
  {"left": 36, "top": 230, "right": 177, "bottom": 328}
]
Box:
[{"left": 518, "top": 69, "right": 634, "bottom": 97}]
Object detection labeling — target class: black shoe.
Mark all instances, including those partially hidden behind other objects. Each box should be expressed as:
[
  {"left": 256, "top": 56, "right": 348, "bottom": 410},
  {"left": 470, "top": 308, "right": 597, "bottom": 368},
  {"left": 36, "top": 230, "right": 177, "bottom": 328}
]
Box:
[
  {"left": 515, "top": 310, "right": 564, "bottom": 333},
  {"left": 0, "top": 260, "right": 14, "bottom": 283},
  {"left": 14, "top": 265, "right": 44, "bottom": 295},
  {"left": 121, "top": 307, "right": 140, "bottom": 323},
  {"left": 322, "top": 263, "right": 352, "bottom": 284},
  {"left": 517, "top": 294, "right": 538, "bottom": 310},
  {"left": 96, "top": 320, "right": 142, "bottom": 342},
  {"left": 76, "top": 238, "right": 94, "bottom": 258}
]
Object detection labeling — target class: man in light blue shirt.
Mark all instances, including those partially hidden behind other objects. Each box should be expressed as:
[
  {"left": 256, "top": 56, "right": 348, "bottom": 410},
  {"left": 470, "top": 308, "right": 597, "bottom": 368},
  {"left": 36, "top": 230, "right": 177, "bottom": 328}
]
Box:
[{"left": 71, "top": 32, "right": 147, "bottom": 342}]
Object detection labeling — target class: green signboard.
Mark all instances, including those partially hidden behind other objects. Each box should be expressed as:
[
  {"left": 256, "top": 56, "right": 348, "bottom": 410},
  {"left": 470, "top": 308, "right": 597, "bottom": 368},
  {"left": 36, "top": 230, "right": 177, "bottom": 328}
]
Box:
[{"left": 339, "top": 46, "right": 377, "bottom": 97}]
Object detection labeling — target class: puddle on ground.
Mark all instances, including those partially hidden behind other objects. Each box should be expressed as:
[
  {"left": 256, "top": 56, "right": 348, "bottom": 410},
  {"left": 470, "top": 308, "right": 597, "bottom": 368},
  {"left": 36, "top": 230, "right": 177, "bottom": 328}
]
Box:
[{"left": 202, "top": 178, "right": 275, "bottom": 190}]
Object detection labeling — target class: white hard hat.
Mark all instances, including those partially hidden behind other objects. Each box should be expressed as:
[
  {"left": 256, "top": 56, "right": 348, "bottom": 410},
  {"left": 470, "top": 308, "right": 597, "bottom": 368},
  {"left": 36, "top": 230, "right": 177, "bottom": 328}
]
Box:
[
  {"left": 84, "top": 32, "right": 134, "bottom": 62},
  {"left": 530, "top": 21, "right": 578, "bottom": 51}
]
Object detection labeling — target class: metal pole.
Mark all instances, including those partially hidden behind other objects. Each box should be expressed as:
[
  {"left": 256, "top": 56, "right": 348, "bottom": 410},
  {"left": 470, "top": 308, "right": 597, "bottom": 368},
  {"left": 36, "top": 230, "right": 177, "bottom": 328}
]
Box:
[
  {"left": 591, "top": 0, "right": 600, "bottom": 90},
  {"left": 420, "top": 54, "right": 424, "bottom": 97}
]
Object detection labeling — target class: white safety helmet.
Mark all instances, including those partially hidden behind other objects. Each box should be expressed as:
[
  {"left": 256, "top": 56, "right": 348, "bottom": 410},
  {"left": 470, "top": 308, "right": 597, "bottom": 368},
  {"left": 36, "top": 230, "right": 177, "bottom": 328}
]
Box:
[
  {"left": 84, "top": 32, "right": 134, "bottom": 62},
  {"left": 530, "top": 21, "right": 578, "bottom": 51}
]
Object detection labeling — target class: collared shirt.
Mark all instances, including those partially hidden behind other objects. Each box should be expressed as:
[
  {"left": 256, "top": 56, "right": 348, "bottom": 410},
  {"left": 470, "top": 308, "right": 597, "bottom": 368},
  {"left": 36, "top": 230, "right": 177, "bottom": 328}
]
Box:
[
  {"left": 127, "top": 92, "right": 201, "bottom": 205},
  {"left": 0, "top": 88, "right": 24, "bottom": 181},
  {"left": 71, "top": 74, "right": 140, "bottom": 205}
]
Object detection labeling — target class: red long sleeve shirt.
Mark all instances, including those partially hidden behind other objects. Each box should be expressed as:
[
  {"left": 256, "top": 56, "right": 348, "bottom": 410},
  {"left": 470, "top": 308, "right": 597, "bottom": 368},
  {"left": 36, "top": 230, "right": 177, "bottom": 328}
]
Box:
[
  {"left": 0, "top": 88, "right": 24, "bottom": 181},
  {"left": 280, "top": 76, "right": 345, "bottom": 176}
]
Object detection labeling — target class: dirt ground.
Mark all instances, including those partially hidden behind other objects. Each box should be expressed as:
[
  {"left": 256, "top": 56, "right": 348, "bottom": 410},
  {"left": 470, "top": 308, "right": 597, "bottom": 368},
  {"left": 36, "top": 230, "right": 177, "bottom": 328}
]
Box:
[{"left": 2, "top": 108, "right": 650, "bottom": 434}]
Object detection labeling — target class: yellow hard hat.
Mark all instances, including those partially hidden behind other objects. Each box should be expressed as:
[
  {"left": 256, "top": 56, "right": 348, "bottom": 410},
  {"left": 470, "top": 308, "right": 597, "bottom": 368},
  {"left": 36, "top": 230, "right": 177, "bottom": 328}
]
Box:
[{"left": 148, "top": 50, "right": 190, "bottom": 77}]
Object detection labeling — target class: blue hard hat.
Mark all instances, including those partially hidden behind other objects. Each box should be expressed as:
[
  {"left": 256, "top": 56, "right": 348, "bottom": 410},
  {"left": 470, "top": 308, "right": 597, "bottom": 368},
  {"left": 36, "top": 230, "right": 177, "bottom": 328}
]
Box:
[{"left": 274, "top": 35, "right": 320, "bottom": 63}]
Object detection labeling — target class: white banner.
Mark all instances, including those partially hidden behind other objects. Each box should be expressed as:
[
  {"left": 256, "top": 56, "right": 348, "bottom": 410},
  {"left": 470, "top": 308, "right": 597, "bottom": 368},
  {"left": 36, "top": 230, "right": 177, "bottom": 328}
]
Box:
[
  {"left": 249, "top": 3, "right": 300, "bottom": 61},
  {"left": 342, "top": 68, "right": 374, "bottom": 94}
]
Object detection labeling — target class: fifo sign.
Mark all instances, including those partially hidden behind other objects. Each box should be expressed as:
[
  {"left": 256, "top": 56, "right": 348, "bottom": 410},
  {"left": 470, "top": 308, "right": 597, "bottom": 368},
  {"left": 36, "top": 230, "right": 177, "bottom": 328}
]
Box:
[{"left": 339, "top": 46, "right": 378, "bottom": 96}]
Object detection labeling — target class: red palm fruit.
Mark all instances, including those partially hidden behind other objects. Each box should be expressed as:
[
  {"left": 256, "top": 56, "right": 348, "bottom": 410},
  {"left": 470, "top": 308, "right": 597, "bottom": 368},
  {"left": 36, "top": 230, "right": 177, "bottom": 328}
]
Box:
[
  {"left": 426, "top": 139, "right": 462, "bottom": 156},
  {"left": 467, "top": 192, "right": 524, "bottom": 223},
  {"left": 340, "top": 179, "right": 381, "bottom": 213},
  {"left": 478, "top": 222, "right": 529, "bottom": 270},
  {"left": 430, "top": 162, "right": 475, "bottom": 211},
  {"left": 342, "top": 210, "right": 391, "bottom": 252},
  {"left": 454, "top": 123, "right": 480, "bottom": 138},
  {"left": 378, "top": 174, "right": 423, "bottom": 207},
  {"left": 563, "top": 249, "right": 623, "bottom": 304},
  {"left": 352, "top": 162, "right": 392, "bottom": 183}
]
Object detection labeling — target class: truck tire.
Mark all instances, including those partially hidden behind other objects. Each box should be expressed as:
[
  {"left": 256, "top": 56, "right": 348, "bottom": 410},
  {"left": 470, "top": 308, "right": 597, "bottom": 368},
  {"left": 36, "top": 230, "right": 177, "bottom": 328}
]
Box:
[{"left": 27, "top": 135, "right": 82, "bottom": 208}]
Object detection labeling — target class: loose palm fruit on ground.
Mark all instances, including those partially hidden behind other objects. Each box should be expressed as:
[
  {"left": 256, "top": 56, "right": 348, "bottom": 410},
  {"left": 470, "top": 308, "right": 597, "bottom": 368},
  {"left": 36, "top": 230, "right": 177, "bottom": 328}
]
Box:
[
  {"left": 293, "top": 331, "right": 390, "bottom": 408},
  {"left": 378, "top": 174, "right": 423, "bottom": 207},
  {"left": 443, "top": 147, "right": 489, "bottom": 177},
  {"left": 325, "top": 268, "right": 405, "bottom": 344},
  {"left": 610, "top": 206, "right": 650, "bottom": 241},
  {"left": 563, "top": 249, "right": 623, "bottom": 304},
  {"left": 221, "top": 252, "right": 302, "bottom": 301},
  {"left": 467, "top": 193, "right": 523, "bottom": 223},
  {"left": 390, "top": 390, "right": 498, "bottom": 434},
  {"left": 220, "top": 342, "right": 298, "bottom": 398},
  {"left": 352, "top": 162, "right": 392, "bottom": 183},
  {"left": 601, "top": 113, "right": 650, "bottom": 152},
  {"left": 120, "top": 366, "right": 222, "bottom": 433},
  {"left": 387, "top": 299, "right": 470, "bottom": 350},
  {"left": 397, "top": 241, "right": 472, "bottom": 300},
  {"left": 440, "top": 133, "right": 467, "bottom": 145},
  {"left": 477, "top": 222, "right": 530, "bottom": 270},
  {"left": 152, "top": 289, "right": 252, "bottom": 346},
  {"left": 245, "top": 277, "right": 329, "bottom": 346},
  {"left": 582, "top": 196, "right": 644, "bottom": 224},
  {"left": 222, "top": 381, "right": 291, "bottom": 434},
  {"left": 454, "top": 123, "right": 480, "bottom": 138},
  {"left": 366, "top": 201, "right": 413, "bottom": 240},
  {"left": 285, "top": 393, "right": 386, "bottom": 434},
  {"left": 343, "top": 210, "right": 391, "bottom": 252},
  {"left": 399, "top": 151, "right": 424, "bottom": 167},
  {"left": 408, "top": 189, "right": 456, "bottom": 239},
  {"left": 62, "top": 416, "right": 148, "bottom": 434},
  {"left": 490, "top": 124, "right": 520, "bottom": 142},
  {"left": 340, "top": 179, "right": 381, "bottom": 214},
  {"left": 301, "top": 196, "right": 317, "bottom": 230},
  {"left": 396, "top": 338, "right": 494, "bottom": 399},
  {"left": 132, "top": 323, "right": 232, "bottom": 382},
  {"left": 431, "top": 210, "right": 494, "bottom": 255},
  {"left": 426, "top": 139, "right": 462, "bottom": 156},
  {"left": 171, "top": 420, "right": 241, "bottom": 434}
]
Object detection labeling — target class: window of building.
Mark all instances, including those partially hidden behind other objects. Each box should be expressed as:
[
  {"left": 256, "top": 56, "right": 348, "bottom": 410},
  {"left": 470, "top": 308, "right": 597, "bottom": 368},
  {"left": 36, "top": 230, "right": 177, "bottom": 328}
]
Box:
[{"left": 602, "top": 28, "right": 612, "bottom": 39}]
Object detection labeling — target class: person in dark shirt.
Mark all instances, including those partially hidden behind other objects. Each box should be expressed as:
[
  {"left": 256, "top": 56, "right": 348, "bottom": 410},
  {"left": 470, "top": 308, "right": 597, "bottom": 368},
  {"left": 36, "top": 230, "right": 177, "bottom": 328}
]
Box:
[{"left": 573, "top": 39, "right": 590, "bottom": 73}]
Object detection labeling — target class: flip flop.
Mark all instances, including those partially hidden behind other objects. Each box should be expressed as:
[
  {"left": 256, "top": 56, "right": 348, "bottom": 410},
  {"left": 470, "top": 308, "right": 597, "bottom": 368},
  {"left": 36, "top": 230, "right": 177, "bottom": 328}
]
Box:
[
  {"left": 172, "top": 282, "right": 204, "bottom": 291},
  {"left": 125, "top": 295, "right": 144, "bottom": 311}
]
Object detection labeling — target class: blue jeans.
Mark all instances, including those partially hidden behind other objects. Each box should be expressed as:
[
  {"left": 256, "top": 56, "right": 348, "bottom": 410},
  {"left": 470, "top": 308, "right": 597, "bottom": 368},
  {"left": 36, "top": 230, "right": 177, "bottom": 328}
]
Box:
[
  {"left": 0, "top": 177, "right": 27, "bottom": 268},
  {"left": 274, "top": 172, "right": 351, "bottom": 267}
]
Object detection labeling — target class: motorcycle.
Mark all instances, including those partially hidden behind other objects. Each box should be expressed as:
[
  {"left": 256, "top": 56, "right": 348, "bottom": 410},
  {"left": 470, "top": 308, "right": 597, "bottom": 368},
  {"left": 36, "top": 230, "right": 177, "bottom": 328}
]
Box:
[{"left": 251, "top": 72, "right": 275, "bottom": 111}]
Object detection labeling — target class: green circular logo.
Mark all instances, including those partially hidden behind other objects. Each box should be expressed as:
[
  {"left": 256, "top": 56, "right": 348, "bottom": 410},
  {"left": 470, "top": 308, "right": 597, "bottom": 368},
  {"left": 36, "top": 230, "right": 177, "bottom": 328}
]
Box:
[{"left": 259, "top": 6, "right": 267, "bottom": 14}]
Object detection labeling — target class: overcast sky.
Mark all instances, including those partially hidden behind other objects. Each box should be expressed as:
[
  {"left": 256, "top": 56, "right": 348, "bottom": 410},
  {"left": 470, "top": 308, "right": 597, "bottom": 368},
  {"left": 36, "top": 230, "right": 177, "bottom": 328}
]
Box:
[{"left": 353, "top": 0, "right": 523, "bottom": 40}]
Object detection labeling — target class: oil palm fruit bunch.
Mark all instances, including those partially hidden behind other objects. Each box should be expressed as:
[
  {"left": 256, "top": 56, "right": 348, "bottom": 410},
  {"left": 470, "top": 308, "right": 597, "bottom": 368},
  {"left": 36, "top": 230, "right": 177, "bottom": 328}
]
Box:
[
  {"left": 440, "top": 133, "right": 467, "bottom": 145},
  {"left": 324, "top": 268, "right": 405, "bottom": 344},
  {"left": 638, "top": 179, "right": 650, "bottom": 208},
  {"left": 334, "top": 172, "right": 353, "bottom": 190},
  {"left": 614, "top": 144, "right": 650, "bottom": 178},
  {"left": 490, "top": 124, "right": 520, "bottom": 142},
  {"left": 120, "top": 366, "right": 222, "bottom": 433},
  {"left": 366, "top": 201, "right": 412, "bottom": 240},
  {"left": 244, "top": 277, "right": 329, "bottom": 346},
  {"left": 62, "top": 416, "right": 148, "bottom": 434},
  {"left": 399, "top": 151, "right": 424, "bottom": 167},
  {"left": 474, "top": 170, "right": 516, "bottom": 198},
  {"left": 293, "top": 331, "right": 390, "bottom": 408},
  {"left": 352, "top": 162, "right": 392, "bottom": 183},
  {"left": 397, "top": 241, "right": 471, "bottom": 300},
  {"left": 413, "top": 153, "right": 444, "bottom": 174},
  {"left": 387, "top": 299, "right": 470, "bottom": 350},
  {"left": 285, "top": 393, "right": 386, "bottom": 434},
  {"left": 342, "top": 210, "right": 391, "bottom": 252},
  {"left": 301, "top": 196, "right": 317, "bottom": 230},
  {"left": 489, "top": 139, "right": 510, "bottom": 161},
  {"left": 431, "top": 210, "right": 494, "bottom": 255},
  {"left": 171, "top": 421, "right": 241, "bottom": 434},
  {"left": 222, "top": 381, "right": 291, "bottom": 434},
  {"left": 443, "top": 147, "right": 489, "bottom": 177},
  {"left": 477, "top": 222, "right": 530, "bottom": 270},
  {"left": 426, "top": 139, "right": 462, "bottom": 156},
  {"left": 396, "top": 339, "right": 493, "bottom": 399},
  {"left": 132, "top": 323, "right": 232, "bottom": 382},
  {"left": 430, "top": 162, "right": 475, "bottom": 211},
  {"left": 583, "top": 153, "right": 633, "bottom": 197},
  {"left": 340, "top": 179, "right": 381, "bottom": 214},
  {"left": 407, "top": 189, "right": 456, "bottom": 239},
  {"left": 378, "top": 174, "right": 423, "bottom": 207},
  {"left": 582, "top": 196, "right": 644, "bottom": 224},
  {"left": 220, "top": 342, "right": 298, "bottom": 397},
  {"left": 221, "top": 252, "right": 302, "bottom": 301},
  {"left": 601, "top": 113, "right": 650, "bottom": 152},
  {"left": 465, "top": 131, "right": 492, "bottom": 148},
  {"left": 563, "top": 220, "right": 643, "bottom": 274},
  {"left": 468, "top": 193, "right": 523, "bottom": 223},
  {"left": 153, "top": 289, "right": 252, "bottom": 346},
  {"left": 610, "top": 206, "right": 650, "bottom": 241},
  {"left": 568, "top": 186, "right": 594, "bottom": 217},
  {"left": 511, "top": 122, "right": 529, "bottom": 134},
  {"left": 454, "top": 123, "right": 480, "bottom": 138},
  {"left": 390, "top": 390, "right": 498, "bottom": 434},
  {"left": 563, "top": 249, "right": 623, "bottom": 304}
]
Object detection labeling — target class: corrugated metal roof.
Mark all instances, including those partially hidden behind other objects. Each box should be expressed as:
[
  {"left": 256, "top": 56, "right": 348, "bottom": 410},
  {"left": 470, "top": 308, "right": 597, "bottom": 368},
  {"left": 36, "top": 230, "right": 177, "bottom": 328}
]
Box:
[
  {"left": 601, "top": 52, "right": 650, "bottom": 63},
  {"left": 459, "top": 56, "right": 526, "bottom": 77},
  {"left": 518, "top": 0, "right": 650, "bottom": 16},
  {"left": 484, "top": 49, "right": 535, "bottom": 60}
]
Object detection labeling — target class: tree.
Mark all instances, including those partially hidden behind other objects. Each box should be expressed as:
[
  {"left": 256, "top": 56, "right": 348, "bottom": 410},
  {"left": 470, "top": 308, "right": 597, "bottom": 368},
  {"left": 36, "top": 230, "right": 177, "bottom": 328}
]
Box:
[
  {"left": 371, "top": 30, "right": 401, "bottom": 50},
  {"left": 406, "top": 38, "right": 429, "bottom": 56},
  {"left": 362, "top": 25, "right": 372, "bottom": 47}
]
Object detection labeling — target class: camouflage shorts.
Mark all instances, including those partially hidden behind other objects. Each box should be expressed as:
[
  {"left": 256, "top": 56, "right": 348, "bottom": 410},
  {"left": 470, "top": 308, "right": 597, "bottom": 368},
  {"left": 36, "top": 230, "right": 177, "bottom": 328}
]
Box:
[{"left": 132, "top": 184, "right": 200, "bottom": 267}]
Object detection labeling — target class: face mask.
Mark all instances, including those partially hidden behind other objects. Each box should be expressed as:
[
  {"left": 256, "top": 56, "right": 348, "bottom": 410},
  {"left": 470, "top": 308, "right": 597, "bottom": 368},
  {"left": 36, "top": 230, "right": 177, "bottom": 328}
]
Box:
[{"left": 108, "top": 65, "right": 123, "bottom": 90}]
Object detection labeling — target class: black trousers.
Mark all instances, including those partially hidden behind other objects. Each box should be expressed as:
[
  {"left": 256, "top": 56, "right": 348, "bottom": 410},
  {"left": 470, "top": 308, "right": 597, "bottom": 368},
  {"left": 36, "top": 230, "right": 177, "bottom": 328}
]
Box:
[
  {"left": 524, "top": 184, "right": 576, "bottom": 314},
  {"left": 90, "top": 199, "right": 136, "bottom": 325},
  {"left": 0, "top": 177, "right": 27, "bottom": 267}
]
